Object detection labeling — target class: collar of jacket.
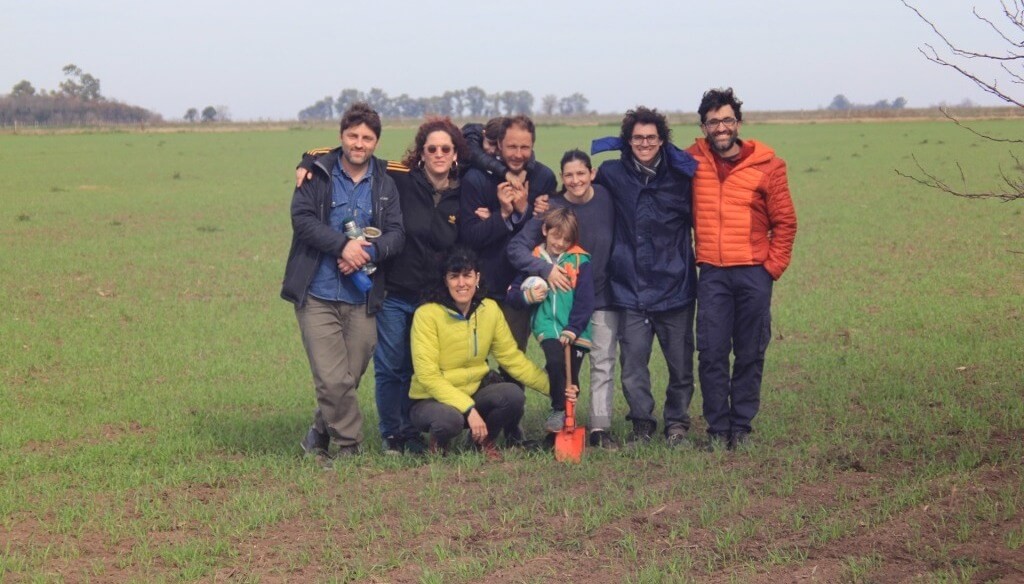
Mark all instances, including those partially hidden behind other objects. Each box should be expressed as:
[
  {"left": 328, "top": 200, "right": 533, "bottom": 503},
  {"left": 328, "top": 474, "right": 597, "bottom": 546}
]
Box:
[
  {"left": 591, "top": 136, "right": 697, "bottom": 177},
  {"left": 440, "top": 295, "right": 483, "bottom": 320},
  {"left": 412, "top": 165, "right": 460, "bottom": 196}
]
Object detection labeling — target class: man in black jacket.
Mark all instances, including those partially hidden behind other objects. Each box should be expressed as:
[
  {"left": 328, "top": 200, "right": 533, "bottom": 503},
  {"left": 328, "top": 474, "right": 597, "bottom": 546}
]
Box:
[
  {"left": 281, "top": 103, "right": 404, "bottom": 467},
  {"left": 458, "top": 115, "right": 556, "bottom": 352}
]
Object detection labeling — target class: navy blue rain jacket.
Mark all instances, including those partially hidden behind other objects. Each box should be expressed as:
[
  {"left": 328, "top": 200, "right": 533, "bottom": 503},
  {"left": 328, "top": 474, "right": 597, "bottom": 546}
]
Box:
[{"left": 591, "top": 138, "right": 697, "bottom": 313}]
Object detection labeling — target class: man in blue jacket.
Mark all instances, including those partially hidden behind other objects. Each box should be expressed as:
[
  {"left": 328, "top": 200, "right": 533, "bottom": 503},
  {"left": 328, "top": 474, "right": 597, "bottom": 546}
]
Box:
[
  {"left": 592, "top": 106, "right": 698, "bottom": 447},
  {"left": 281, "top": 103, "right": 404, "bottom": 467}
]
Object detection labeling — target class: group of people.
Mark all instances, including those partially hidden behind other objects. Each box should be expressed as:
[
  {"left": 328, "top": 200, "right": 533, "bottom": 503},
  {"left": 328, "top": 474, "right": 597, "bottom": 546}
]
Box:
[{"left": 280, "top": 88, "right": 798, "bottom": 468}]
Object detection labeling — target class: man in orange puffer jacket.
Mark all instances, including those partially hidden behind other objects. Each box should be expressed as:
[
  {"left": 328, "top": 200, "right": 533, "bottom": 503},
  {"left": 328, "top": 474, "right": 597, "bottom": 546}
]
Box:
[{"left": 686, "top": 88, "right": 798, "bottom": 451}]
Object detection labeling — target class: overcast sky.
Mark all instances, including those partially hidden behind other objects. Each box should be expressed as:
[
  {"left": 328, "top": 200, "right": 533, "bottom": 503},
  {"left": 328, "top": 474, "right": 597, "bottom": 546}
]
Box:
[{"left": 1, "top": 0, "right": 1013, "bottom": 121}]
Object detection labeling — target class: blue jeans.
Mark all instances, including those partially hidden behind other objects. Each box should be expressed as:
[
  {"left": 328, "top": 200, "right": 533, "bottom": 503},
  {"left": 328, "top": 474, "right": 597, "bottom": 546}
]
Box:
[
  {"left": 697, "top": 265, "right": 773, "bottom": 435},
  {"left": 373, "top": 295, "right": 419, "bottom": 439}
]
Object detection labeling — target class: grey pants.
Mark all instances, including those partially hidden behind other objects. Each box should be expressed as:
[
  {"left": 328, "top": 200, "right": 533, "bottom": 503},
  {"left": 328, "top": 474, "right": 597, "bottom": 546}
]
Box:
[
  {"left": 295, "top": 296, "right": 376, "bottom": 447},
  {"left": 410, "top": 382, "right": 526, "bottom": 446},
  {"left": 618, "top": 304, "right": 695, "bottom": 433},
  {"left": 587, "top": 309, "right": 620, "bottom": 431}
]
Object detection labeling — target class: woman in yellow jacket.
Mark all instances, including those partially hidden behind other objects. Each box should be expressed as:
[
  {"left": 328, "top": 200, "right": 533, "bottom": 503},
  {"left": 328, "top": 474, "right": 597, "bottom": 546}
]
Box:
[{"left": 409, "top": 246, "right": 550, "bottom": 458}]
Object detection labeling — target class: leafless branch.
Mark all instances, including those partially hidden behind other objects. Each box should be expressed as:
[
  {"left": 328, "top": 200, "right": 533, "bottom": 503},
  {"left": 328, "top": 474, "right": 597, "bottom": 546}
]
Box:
[
  {"left": 895, "top": 155, "right": 1024, "bottom": 202},
  {"left": 939, "top": 107, "right": 1024, "bottom": 142},
  {"left": 900, "top": 2, "right": 1024, "bottom": 203},
  {"left": 919, "top": 44, "right": 1024, "bottom": 107}
]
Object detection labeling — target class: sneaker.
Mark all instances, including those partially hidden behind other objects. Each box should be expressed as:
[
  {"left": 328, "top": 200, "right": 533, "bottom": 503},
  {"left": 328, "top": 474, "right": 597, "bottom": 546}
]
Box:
[
  {"left": 544, "top": 410, "right": 567, "bottom": 433},
  {"left": 589, "top": 430, "right": 620, "bottom": 451},
  {"left": 382, "top": 435, "right": 404, "bottom": 456},
  {"left": 728, "top": 431, "right": 750, "bottom": 451},
  {"left": 625, "top": 420, "right": 656, "bottom": 448},
  {"left": 705, "top": 432, "right": 729, "bottom": 453},
  {"left": 403, "top": 434, "right": 428, "bottom": 456}
]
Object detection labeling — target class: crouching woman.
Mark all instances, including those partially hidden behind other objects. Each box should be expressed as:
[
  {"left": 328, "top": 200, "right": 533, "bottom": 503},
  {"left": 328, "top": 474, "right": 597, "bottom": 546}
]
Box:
[{"left": 409, "top": 246, "right": 550, "bottom": 458}]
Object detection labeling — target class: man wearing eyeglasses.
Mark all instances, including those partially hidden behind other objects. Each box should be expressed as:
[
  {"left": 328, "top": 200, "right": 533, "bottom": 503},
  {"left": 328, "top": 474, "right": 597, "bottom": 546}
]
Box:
[
  {"left": 590, "top": 106, "right": 699, "bottom": 448},
  {"left": 687, "top": 88, "right": 797, "bottom": 451}
]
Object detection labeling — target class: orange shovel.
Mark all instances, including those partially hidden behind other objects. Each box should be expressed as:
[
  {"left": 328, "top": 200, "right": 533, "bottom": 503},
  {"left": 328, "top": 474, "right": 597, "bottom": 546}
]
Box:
[{"left": 554, "top": 343, "right": 586, "bottom": 463}]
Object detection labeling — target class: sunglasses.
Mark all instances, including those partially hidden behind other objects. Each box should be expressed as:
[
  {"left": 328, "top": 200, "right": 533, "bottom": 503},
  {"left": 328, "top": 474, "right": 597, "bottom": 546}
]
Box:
[{"left": 425, "top": 145, "right": 453, "bottom": 154}]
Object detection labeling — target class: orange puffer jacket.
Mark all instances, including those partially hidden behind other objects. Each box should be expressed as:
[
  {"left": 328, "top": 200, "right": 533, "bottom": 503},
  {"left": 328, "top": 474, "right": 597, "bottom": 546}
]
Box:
[{"left": 686, "top": 138, "right": 797, "bottom": 280}]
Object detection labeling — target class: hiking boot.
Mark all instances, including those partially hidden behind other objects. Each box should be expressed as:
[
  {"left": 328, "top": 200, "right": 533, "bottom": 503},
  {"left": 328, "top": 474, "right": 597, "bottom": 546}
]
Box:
[
  {"left": 334, "top": 443, "right": 361, "bottom": 458},
  {"left": 427, "top": 435, "right": 449, "bottom": 456},
  {"left": 300, "top": 426, "right": 330, "bottom": 456},
  {"left": 504, "top": 423, "right": 529, "bottom": 448},
  {"left": 705, "top": 432, "right": 729, "bottom": 453},
  {"left": 625, "top": 420, "right": 656, "bottom": 448},
  {"left": 544, "top": 410, "right": 567, "bottom": 433},
  {"left": 479, "top": 438, "right": 503, "bottom": 462},
  {"left": 728, "top": 431, "right": 750, "bottom": 451},
  {"left": 666, "top": 426, "right": 689, "bottom": 448},
  {"left": 589, "top": 430, "right": 620, "bottom": 451},
  {"left": 382, "top": 435, "right": 404, "bottom": 456},
  {"left": 403, "top": 434, "right": 428, "bottom": 456}
]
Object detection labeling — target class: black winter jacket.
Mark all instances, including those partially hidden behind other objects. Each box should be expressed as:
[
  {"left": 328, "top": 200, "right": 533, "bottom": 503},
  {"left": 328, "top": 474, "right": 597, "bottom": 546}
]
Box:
[
  {"left": 280, "top": 149, "right": 404, "bottom": 313},
  {"left": 383, "top": 162, "right": 461, "bottom": 300}
]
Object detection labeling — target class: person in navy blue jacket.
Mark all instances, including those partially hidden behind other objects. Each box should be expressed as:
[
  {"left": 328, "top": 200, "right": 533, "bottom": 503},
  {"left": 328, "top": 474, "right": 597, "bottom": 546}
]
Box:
[{"left": 591, "top": 106, "right": 698, "bottom": 448}]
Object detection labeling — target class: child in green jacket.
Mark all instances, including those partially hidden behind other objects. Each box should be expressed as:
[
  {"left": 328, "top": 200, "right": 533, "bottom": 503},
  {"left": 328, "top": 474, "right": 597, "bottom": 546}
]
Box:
[{"left": 507, "top": 208, "right": 595, "bottom": 433}]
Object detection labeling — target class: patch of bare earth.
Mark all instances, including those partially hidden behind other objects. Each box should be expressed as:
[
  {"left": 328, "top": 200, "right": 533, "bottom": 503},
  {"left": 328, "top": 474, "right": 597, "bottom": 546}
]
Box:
[{"left": 5, "top": 445, "right": 1022, "bottom": 583}]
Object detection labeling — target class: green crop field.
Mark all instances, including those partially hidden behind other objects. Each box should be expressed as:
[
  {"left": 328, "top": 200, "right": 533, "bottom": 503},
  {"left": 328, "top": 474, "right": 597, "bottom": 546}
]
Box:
[{"left": 1, "top": 119, "right": 1022, "bottom": 583}]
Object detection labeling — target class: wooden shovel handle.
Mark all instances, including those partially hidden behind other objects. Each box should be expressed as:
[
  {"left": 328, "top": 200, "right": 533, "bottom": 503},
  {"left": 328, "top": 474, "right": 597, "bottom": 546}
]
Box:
[{"left": 564, "top": 343, "right": 575, "bottom": 431}]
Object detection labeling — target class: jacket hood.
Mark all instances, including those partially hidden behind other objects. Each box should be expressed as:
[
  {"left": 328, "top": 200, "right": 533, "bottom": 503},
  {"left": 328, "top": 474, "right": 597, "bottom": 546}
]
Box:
[{"left": 591, "top": 136, "right": 697, "bottom": 177}]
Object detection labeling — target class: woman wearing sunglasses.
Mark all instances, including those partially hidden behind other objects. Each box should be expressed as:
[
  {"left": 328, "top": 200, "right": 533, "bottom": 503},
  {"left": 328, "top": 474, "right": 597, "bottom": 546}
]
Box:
[{"left": 371, "top": 117, "right": 469, "bottom": 455}]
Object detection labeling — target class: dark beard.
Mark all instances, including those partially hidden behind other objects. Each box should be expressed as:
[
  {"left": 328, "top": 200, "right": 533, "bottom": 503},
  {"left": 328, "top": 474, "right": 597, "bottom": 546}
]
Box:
[{"left": 708, "top": 132, "right": 738, "bottom": 156}]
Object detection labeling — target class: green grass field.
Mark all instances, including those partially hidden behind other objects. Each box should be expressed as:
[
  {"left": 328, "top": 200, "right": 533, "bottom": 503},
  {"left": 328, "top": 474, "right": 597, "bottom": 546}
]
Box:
[{"left": 1, "top": 119, "right": 1022, "bottom": 583}]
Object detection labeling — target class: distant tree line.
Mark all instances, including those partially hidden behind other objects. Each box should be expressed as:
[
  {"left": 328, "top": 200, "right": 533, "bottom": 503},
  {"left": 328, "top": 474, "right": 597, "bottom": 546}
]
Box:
[
  {"left": 827, "top": 94, "right": 908, "bottom": 110},
  {"left": 183, "top": 105, "right": 231, "bottom": 123},
  {"left": 0, "top": 64, "right": 160, "bottom": 126},
  {"left": 298, "top": 87, "right": 591, "bottom": 121}
]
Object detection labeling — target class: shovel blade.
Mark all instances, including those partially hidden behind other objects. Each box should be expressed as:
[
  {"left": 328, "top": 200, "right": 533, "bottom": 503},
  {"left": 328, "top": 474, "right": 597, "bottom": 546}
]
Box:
[{"left": 554, "top": 427, "right": 586, "bottom": 463}]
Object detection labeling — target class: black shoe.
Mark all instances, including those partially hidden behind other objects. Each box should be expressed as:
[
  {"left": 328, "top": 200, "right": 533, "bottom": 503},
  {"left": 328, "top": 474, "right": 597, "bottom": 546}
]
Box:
[
  {"left": 300, "top": 427, "right": 333, "bottom": 470},
  {"left": 403, "top": 434, "right": 428, "bottom": 456},
  {"left": 382, "top": 435, "right": 405, "bottom": 456},
  {"left": 504, "top": 423, "right": 528, "bottom": 448},
  {"left": 728, "top": 431, "right": 750, "bottom": 451},
  {"left": 625, "top": 421, "right": 656, "bottom": 448},
  {"left": 300, "top": 427, "right": 330, "bottom": 457},
  {"left": 589, "top": 430, "right": 620, "bottom": 451},
  {"left": 705, "top": 432, "right": 729, "bottom": 453},
  {"left": 335, "top": 443, "right": 361, "bottom": 458}
]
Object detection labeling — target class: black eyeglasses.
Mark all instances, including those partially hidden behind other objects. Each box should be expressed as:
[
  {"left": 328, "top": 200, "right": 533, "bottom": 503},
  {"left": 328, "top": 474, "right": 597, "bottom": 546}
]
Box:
[
  {"left": 703, "top": 117, "right": 738, "bottom": 130},
  {"left": 425, "top": 145, "right": 453, "bottom": 154},
  {"left": 629, "top": 134, "right": 661, "bottom": 145}
]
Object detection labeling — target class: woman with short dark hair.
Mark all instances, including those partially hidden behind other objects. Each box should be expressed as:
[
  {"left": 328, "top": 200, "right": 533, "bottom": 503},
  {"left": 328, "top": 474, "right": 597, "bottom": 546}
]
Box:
[{"left": 408, "top": 247, "right": 550, "bottom": 459}]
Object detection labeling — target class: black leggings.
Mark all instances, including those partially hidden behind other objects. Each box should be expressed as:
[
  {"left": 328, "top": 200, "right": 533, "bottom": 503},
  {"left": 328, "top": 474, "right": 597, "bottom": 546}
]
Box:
[{"left": 541, "top": 339, "right": 587, "bottom": 411}]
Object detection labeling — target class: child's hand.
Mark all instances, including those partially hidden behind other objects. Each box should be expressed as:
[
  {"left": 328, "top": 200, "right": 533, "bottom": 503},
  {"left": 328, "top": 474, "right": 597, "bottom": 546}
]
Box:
[
  {"left": 522, "top": 277, "right": 548, "bottom": 304},
  {"left": 474, "top": 207, "right": 492, "bottom": 220},
  {"left": 566, "top": 384, "right": 580, "bottom": 403},
  {"left": 559, "top": 330, "right": 577, "bottom": 346}
]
